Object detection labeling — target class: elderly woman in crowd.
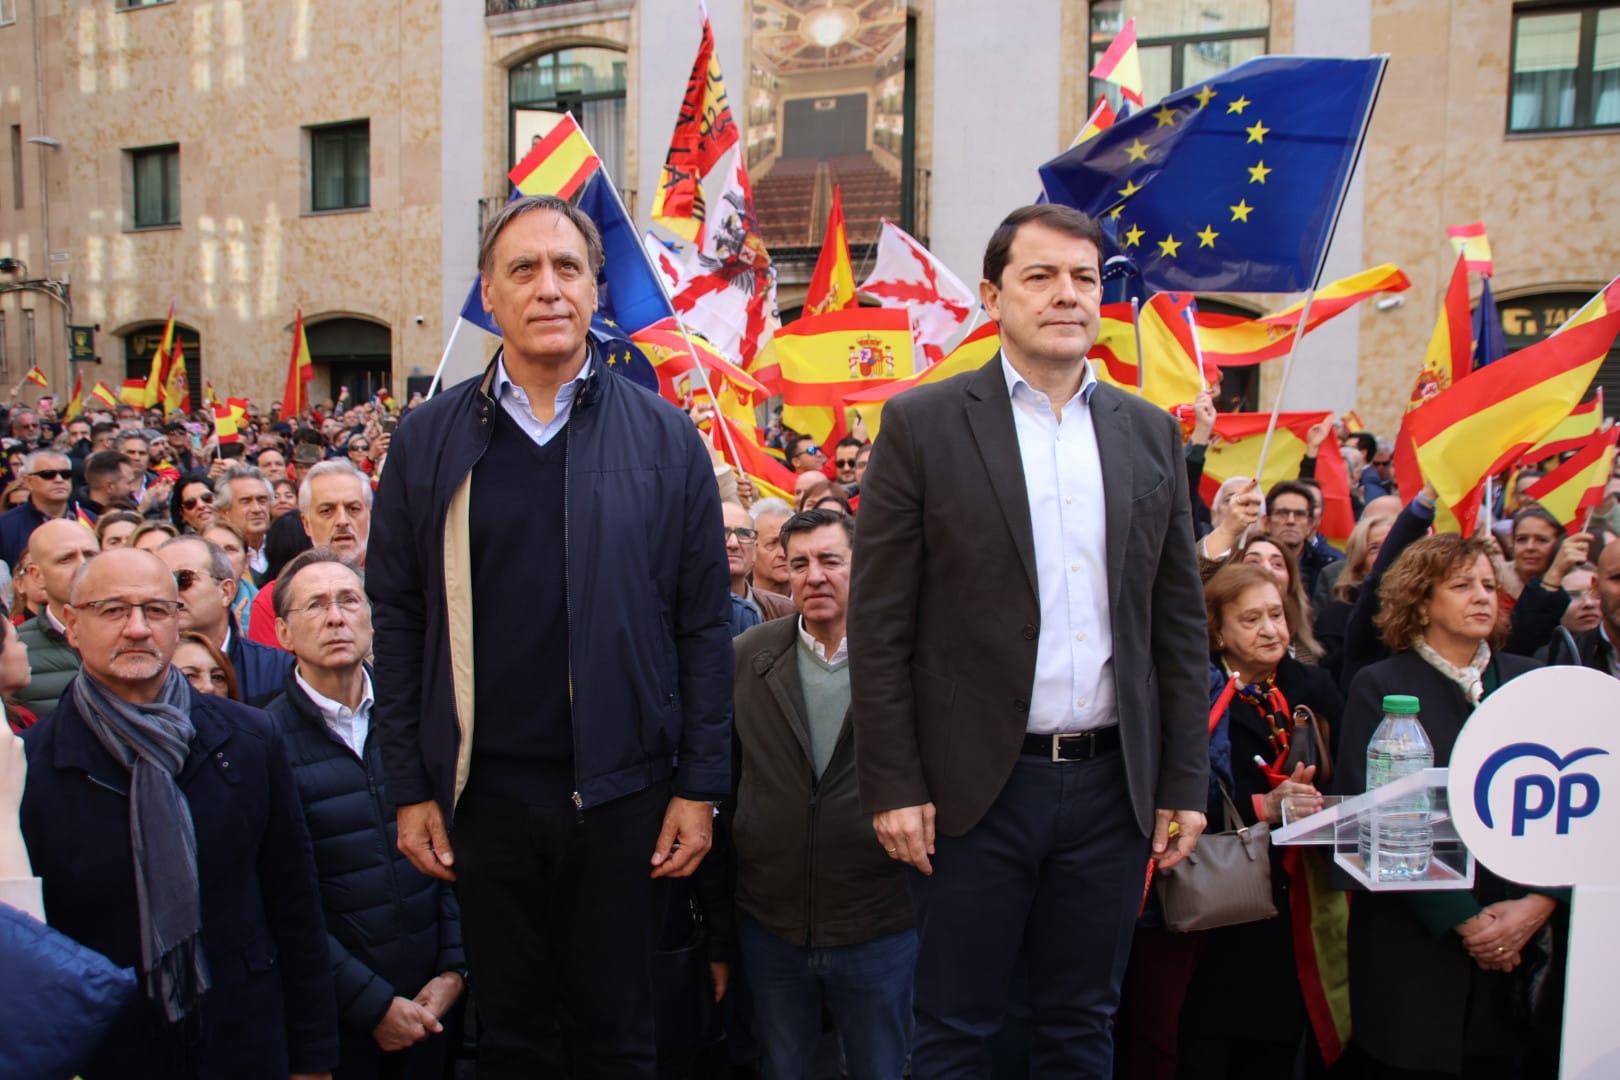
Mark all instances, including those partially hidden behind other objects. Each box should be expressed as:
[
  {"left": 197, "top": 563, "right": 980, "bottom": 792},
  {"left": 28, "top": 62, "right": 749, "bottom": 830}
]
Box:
[
  {"left": 1238, "top": 533, "right": 1323, "bottom": 665},
  {"left": 1176, "top": 564, "right": 1343, "bottom": 1077},
  {"left": 1338, "top": 534, "right": 1562, "bottom": 1079}
]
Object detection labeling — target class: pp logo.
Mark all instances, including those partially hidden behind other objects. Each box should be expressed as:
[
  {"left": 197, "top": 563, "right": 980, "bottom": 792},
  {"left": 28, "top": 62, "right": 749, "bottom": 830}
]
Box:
[
  {"left": 1472, "top": 742, "right": 1606, "bottom": 837},
  {"left": 1449, "top": 666, "right": 1620, "bottom": 889}
]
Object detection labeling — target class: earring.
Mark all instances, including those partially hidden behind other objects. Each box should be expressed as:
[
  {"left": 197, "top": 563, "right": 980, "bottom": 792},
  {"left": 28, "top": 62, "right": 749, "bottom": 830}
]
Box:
[
  {"left": 1215, "top": 636, "right": 1224, "bottom": 649},
  {"left": 1420, "top": 613, "right": 1429, "bottom": 626}
]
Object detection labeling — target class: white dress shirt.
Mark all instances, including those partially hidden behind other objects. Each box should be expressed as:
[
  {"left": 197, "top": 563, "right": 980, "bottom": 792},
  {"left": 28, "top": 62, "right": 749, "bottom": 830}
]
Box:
[
  {"left": 798, "top": 617, "right": 849, "bottom": 665},
  {"left": 493, "top": 353, "right": 592, "bottom": 447},
  {"left": 296, "top": 668, "right": 375, "bottom": 758},
  {"left": 1003, "top": 355, "right": 1118, "bottom": 734}
]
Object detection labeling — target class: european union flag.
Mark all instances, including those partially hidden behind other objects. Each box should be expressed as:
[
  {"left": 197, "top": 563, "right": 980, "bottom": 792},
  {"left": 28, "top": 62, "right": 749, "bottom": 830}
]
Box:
[
  {"left": 1472, "top": 276, "right": 1507, "bottom": 370},
  {"left": 589, "top": 313, "right": 659, "bottom": 393},
  {"left": 1039, "top": 56, "right": 1386, "bottom": 294}
]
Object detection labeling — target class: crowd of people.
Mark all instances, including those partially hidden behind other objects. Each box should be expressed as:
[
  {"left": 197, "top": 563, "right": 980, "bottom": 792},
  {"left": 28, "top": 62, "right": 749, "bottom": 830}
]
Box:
[{"left": 0, "top": 195, "right": 1602, "bottom": 1080}]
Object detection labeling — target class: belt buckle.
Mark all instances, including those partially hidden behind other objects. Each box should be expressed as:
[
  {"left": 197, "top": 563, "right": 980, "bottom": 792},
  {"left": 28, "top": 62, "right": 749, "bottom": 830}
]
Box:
[
  {"left": 1050, "top": 734, "right": 1064, "bottom": 763},
  {"left": 1052, "top": 731, "right": 1096, "bottom": 761}
]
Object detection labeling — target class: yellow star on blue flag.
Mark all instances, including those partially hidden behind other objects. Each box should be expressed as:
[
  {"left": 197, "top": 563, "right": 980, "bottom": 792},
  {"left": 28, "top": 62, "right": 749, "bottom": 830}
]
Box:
[{"left": 1038, "top": 56, "right": 1387, "bottom": 292}]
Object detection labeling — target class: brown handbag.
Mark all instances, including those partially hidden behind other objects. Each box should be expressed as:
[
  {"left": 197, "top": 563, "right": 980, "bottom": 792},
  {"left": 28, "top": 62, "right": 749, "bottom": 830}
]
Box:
[
  {"left": 1282, "top": 703, "right": 1334, "bottom": 784},
  {"left": 1155, "top": 779, "right": 1278, "bottom": 933}
]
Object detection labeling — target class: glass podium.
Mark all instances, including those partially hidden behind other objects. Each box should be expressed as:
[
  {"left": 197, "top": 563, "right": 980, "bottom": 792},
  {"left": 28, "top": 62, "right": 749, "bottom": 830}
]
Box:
[{"left": 1271, "top": 768, "right": 1474, "bottom": 891}]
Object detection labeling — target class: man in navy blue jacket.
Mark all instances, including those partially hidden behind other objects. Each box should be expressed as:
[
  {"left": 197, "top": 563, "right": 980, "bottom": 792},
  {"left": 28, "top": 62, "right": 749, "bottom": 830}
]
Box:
[
  {"left": 267, "top": 548, "right": 465, "bottom": 1079},
  {"left": 156, "top": 535, "right": 294, "bottom": 705},
  {"left": 368, "top": 194, "right": 733, "bottom": 1077}
]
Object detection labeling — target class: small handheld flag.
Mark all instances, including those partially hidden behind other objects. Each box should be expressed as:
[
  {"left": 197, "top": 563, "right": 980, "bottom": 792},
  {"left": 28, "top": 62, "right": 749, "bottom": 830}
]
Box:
[
  {"left": 1089, "top": 18, "right": 1144, "bottom": 106},
  {"left": 24, "top": 367, "right": 48, "bottom": 390}
]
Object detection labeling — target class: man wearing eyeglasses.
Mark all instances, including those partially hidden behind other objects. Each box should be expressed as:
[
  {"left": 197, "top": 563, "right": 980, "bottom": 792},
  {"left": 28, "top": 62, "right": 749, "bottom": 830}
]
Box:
[
  {"left": 0, "top": 450, "right": 78, "bottom": 573},
  {"left": 18, "top": 547, "right": 339, "bottom": 1079},
  {"left": 1263, "top": 480, "right": 1344, "bottom": 597},
  {"left": 14, "top": 519, "right": 99, "bottom": 717},
  {"left": 155, "top": 536, "right": 294, "bottom": 705},
  {"left": 725, "top": 500, "right": 793, "bottom": 635},
  {"left": 266, "top": 548, "right": 467, "bottom": 1078}
]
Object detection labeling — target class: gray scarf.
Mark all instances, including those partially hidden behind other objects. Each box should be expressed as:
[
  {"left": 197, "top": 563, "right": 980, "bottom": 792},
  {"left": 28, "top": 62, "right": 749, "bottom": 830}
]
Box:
[{"left": 72, "top": 667, "right": 211, "bottom": 1022}]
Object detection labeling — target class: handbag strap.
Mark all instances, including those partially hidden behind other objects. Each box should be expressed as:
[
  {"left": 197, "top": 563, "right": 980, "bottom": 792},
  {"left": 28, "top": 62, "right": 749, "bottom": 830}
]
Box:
[{"left": 1211, "top": 774, "right": 1249, "bottom": 834}]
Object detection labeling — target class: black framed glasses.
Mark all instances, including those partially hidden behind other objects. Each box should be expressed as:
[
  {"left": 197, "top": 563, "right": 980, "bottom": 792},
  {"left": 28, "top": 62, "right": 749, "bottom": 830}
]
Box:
[
  {"left": 71, "top": 598, "right": 186, "bottom": 625},
  {"left": 723, "top": 526, "right": 758, "bottom": 543}
]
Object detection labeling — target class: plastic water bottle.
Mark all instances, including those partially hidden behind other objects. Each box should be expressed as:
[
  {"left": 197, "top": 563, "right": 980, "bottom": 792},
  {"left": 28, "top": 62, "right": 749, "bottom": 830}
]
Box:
[{"left": 1358, "top": 694, "right": 1435, "bottom": 881}]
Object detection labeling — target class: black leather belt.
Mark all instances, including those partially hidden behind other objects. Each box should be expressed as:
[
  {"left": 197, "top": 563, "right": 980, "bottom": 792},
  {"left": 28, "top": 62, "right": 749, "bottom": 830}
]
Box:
[{"left": 1022, "top": 727, "right": 1121, "bottom": 761}]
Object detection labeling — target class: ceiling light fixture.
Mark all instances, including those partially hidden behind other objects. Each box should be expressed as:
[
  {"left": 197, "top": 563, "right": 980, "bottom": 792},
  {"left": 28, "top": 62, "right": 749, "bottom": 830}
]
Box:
[{"left": 801, "top": 5, "right": 858, "bottom": 49}]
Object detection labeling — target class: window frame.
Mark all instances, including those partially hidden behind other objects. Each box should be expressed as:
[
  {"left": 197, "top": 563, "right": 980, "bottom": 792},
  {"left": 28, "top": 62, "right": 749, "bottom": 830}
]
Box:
[
  {"left": 128, "top": 143, "right": 181, "bottom": 230},
  {"left": 0, "top": 0, "right": 16, "bottom": 28},
  {"left": 1087, "top": 26, "right": 1270, "bottom": 110},
  {"left": 114, "top": 0, "right": 176, "bottom": 11},
  {"left": 1506, "top": 2, "right": 1620, "bottom": 135},
  {"left": 308, "top": 119, "right": 371, "bottom": 213}
]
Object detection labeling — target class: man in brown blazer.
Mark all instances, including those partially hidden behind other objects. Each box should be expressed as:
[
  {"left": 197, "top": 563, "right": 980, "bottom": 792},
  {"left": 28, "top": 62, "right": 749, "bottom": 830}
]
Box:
[{"left": 848, "top": 204, "right": 1210, "bottom": 1076}]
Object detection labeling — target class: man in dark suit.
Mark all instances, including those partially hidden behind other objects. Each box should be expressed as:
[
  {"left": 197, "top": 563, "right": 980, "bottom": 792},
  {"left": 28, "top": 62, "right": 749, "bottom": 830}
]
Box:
[{"left": 848, "top": 204, "right": 1211, "bottom": 1076}]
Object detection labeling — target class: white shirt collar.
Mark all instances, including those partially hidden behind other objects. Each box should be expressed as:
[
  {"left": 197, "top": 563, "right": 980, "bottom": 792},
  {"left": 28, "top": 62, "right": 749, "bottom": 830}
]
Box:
[
  {"left": 798, "top": 617, "right": 848, "bottom": 665},
  {"left": 493, "top": 353, "right": 593, "bottom": 410},
  {"left": 1000, "top": 351, "right": 1099, "bottom": 410},
  {"left": 296, "top": 667, "right": 374, "bottom": 729}
]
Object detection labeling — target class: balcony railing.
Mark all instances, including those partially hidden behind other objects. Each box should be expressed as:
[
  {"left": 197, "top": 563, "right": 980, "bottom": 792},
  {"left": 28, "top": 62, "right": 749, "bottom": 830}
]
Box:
[{"left": 485, "top": 0, "right": 575, "bottom": 14}]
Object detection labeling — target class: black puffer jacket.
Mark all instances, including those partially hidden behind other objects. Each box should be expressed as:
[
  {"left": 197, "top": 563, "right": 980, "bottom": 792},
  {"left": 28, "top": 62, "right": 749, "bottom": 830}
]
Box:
[{"left": 265, "top": 667, "right": 465, "bottom": 1034}]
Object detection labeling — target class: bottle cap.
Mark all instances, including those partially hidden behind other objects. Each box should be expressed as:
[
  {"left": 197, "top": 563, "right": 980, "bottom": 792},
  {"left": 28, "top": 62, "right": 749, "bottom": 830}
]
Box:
[{"left": 1382, "top": 694, "right": 1420, "bottom": 715}]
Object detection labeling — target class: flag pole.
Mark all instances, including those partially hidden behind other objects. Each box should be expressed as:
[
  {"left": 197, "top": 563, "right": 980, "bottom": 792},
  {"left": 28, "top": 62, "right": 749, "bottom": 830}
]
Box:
[
  {"left": 426, "top": 316, "right": 469, "bottom": 399},
  {"left": 1130, "top": 296, "right": 1145, "bottom": 396},
  {"left": 1253, "top": 56, "right": 1389, "bottom": 484}
]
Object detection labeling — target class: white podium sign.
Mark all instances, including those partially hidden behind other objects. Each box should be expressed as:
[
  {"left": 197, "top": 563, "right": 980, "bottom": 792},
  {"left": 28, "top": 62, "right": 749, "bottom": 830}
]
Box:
[{"left": 1447, "top": 665, "right": 1620, "bottom": 1079}]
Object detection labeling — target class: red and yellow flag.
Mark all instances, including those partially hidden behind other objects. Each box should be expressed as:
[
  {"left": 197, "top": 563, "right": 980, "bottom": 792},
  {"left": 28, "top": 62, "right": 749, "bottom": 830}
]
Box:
[
  {"left": 24, "top": 366, "right": 48, "bottom": 390},
  {"left": 144, "top": 303, "right": 177, "bottom": 409},
  {"left": 651, "top": 15, "right": 740, "bottom": 246},
  {"left": 1405, "top": 278, "right": 1620, "bottom": 533},
  {"left": 90, "top": 381, "right": 119, "bottom": 410},
  {"left": 508, "top": 113, "right": 601, "bottom": 200},
  {"left": 844, "top": 321, "right": 1001, "bottom": 440},
  {"left": 1340, "top": 410, "right": 1366, "bottom": 435},
  {"left": 755, "top": 307, "right": 914, "bottom": 446},
  {"left": 1092, "top": 294, "right": 1207, "bottom": 411},
  {"left": 63, "top": 373, "right": 84, "bottom": 421},
  {"left": 1074, "top": 98, "right": 1117, "bottom": 146},
  {"left": 284, "top": 310, "right": 315, "bottom": 418},
  {"left": 1089, "top": 17, "right": 1144, "bottom": 105},
  {"left": 1194, "top": 264, "right": 1411, "bottom": 367},
  {"left": 213, "top": 402, "right": 241, "bottom": 444},
  {"left": 1405, "top": 254, "right": 1472, "bottom": 414},
  {"left": 226, "top": 397, "right": 250, "bottom": 427},
  {"left": 805, "top": 186, "right": 856, "bottom": 316},
  {"left": 1446, "top": 221, "right": 1493, "bottom": 276},
  {"left": 205, "top": 380, "right": 219, "bottom": 407},
  {"left": 165, "top": 339, "right": 191, "bottom": 415},
  {"left": 715, "top": 413, "right": 798, "bottom": 503},
  {"left": 631, "top": 318, "right": 770, "bottom": 406},
  {"left": 119, "top": 379, "right": 147, "bottom": 407},
  {"left": 1521, "top": 389, "right": 1604, "bottom": 466},
  {"left": 1524, "top": 427, "right": 1620, "bottom": 528},
  {"left": 1201, "top": 411, "right": 1356, "bottom": 543}
]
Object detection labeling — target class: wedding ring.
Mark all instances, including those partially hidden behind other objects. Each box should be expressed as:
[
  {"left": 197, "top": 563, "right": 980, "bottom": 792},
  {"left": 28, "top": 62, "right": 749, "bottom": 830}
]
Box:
[
  {"left": 886, "top": 848, "right": 898, "bottom": 854},
  {"left": 1496, "top": 946, "right": 1505, "bottom": 953}
]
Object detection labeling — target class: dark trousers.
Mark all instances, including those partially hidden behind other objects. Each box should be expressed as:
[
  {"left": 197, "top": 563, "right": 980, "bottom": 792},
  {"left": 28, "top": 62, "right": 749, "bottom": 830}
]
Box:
[
  {"left": 909, "top": 751, "right": 1150, "bottom": 1079},
  {"left": 1113, "top": 926, "right": 1203, "bottom": 1080},
  {"left": 452, "top": 782, "right": 670, "bottom": 1079}
]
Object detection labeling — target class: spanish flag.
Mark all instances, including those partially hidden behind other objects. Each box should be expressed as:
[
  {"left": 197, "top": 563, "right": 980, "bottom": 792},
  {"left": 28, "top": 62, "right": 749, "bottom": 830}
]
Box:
[
  {"left": 1201, "top": 411, "right": 1356, "bottom": 543},
  {"left": 90, "top": 381, "right": 120, "bottom": 410},
  {"left": 1405, "top": 278, "right": 1620, "bottom": 533},
  {"left": 844, "top": 321, "right": 1001, "bottom": 440},
  {"left": 715, "top": 413, "right": 798, "bottom": 503},
  {"left": 1405, "top": 254, "right": 1472, "bottom": 414},
  {"left": 213, "top": 403, "right": 241, "bottom": 444},
  {"left": 144, "top": 303, "right": 177, "bottom": 409},
  {"left": 284, "top": 310, "right": 315, "bottom": 418},
  {"left": 1341, "top": 410, "right": 1366, "bottom": 435},
  {"left": 755, "top": 307, "right": 914, "bottom": 446},
  {"left": 24, "top": 366, "right": 48, "bottom": 390},
  {"left": 1521, "top": 389, "right": 1604, "bottom": 466},
  {"left": 631, "top": 318, "right": 770, "bottom": 405},
  {"left": 165, "top": 339, "right": 191, "bottom": 416},
  {"left": 1524, "top": 427, "right": 1620, "bottom": 528},
  {"left": 1446, "top": 221, "right": 1493, "bottom": 276},
  {"left": 75, "top": 505, "right": 97, "bottom": 532},
  {"left": 63, "top": 373, "right": 84, "bottom": 420},
  {"left": 1074, "top": 98, "right": 1117, "bottom": 146},
  {"left": 805, "top": 186, "right": 856, "bottom": 316},
  {"left": 1194, "top": 264, "right": 1411, "bottom": 367},
  {"left": 119, "top": 379, "right": 147, "bottom": 407},
  {"left": 509, "top": 113, "right": 601, "bottom": 200},
  {"left": 1089, "top": 17, "right": 1144, "bottom": 106},
  {"left": 1091, "top": 294, "right": 1208, "bottom": 411},
  {"left": 227, "top": 397, "right": 250, "bottom": 427}
]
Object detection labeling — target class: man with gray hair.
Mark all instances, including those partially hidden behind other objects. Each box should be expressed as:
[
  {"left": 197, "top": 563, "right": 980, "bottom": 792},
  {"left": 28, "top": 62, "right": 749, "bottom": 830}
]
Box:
[
  {"left": 246, "top": 459, "right": 373, "bottom": 647},
  {"left": 750, "top": 496, "right": 795, "bottom": 599},
  {"left": 370, "top": 192, "right": 732, "bottom": 1074},
  {"left": 0, "top": 449, "right": 77, "bottom": 571},
  {"left": 215, "top": 463, "right": 275, "bottom": 582}
]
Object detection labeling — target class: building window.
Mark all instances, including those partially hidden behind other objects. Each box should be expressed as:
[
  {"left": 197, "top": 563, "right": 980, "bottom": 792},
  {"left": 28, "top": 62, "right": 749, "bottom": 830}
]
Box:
[
  {"left": 115, "top": 0, "right": 175, "bottom": 10},
  {"left": 130, "top": 144, "right": 180, "bottom": 228},
  {"left": 9, "top": 125, "right": 20, "bottom": 209},
  {"left": 510, "top": 47, "right": 627, "bottom": 184},
  {"left": 310, "top": 120, "right": 370, "bottom": 212},
  {"left": 1509, "top": 4, "right": 1620, "bottom": 132},
  {"left": 1088, "top": 0, "right": 1269, "bottom": 112},
  {"left": 0, "top": 1, "right": 16, "bottom": 27}
]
